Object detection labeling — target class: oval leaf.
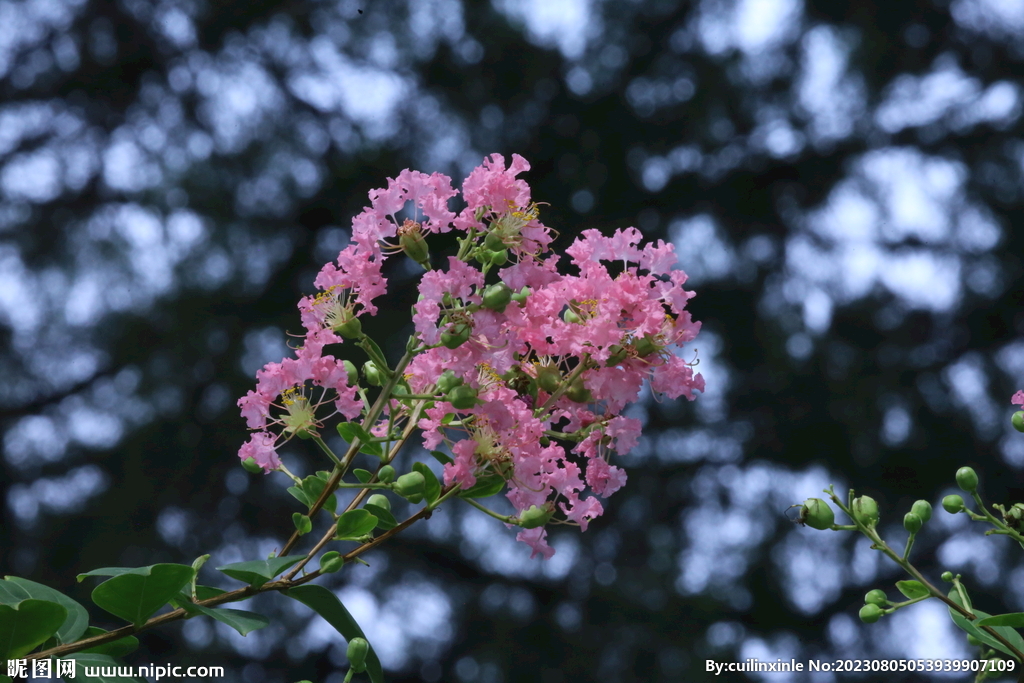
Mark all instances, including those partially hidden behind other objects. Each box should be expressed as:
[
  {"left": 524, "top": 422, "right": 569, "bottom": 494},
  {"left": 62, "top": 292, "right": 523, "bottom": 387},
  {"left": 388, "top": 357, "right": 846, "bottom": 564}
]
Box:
[
  {"left": 353, "top": 469, "right": 373, "bottom": 484},
  {"left": 896, "top": 580, "right": 929, "bottom": 600},
  {"left": 429, "top": 450, "right": 454, "bottom": 466},
  {"left": 90, "top": 564, "right": 195, "bottom": 628},
  {"left": 216, "top": 556, "right": 304, "bottom": 589},
  {"left": 0, "top": 599, "right": 68, "bottom": 659},
  {"left": 458, "top": 475, "right": 506, "bottom": 500},
  {"left": 170, "top": 595, "right": 270, "bottom": 636},
  {"left": 363, "top": 504, "right": 398, "bottom": 531},
  {"left": 283, "top": 585, "right": 384, "bottom": 683},
  {"left": 977, "top": 613, "right": 1024, "bottom": 628},
  {"left": 947, "top": 587, "right": 1024, "bottom": 660},
  {"left": 1, "top": 576, "right": 90, "bottom": 645},
  {"left": 335, "top": 509, "right": 378, "bottom": 540},
  {"left": 336, "top": 423, "right": 383, "bottom": 458}
]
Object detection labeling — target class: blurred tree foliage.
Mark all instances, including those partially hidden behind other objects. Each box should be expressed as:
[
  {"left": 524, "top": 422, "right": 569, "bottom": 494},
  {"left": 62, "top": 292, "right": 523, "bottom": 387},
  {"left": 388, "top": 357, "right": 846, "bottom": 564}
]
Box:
[{"left": 2, "top": 0, "right": 1023, "bottom": 680}]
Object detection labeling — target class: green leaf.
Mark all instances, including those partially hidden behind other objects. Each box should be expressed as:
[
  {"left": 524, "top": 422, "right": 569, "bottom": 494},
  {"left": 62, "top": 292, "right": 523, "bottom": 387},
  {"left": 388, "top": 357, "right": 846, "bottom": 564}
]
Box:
[
  {"left": 287, "top": 486, "right": 311, "bottom": 507},
  {"left": 76, "top": 627, "right": 139, "bottom": 658},
  {"left": 169, "top": 594, "right": 269, "bottom": 636},
  {"left": 336, "top": 423, "right": 383, "bottom": 458},
  {"left": 458, "top": 475, "right": 506, "bottom": 499},
  {"left": 216, "top": 556, "right": 304, "bottom": 589},
  {"left": 301, "top": 475, "right": 337, "bottom": 513},
  {"left": 283, "top": 585, "right": 384, "bottom": 683},
  {"left": 948, "top": 587, "right": 1024, "bottom": 660},
  {"left": 1, "top": 576, "right": 90, "bottom": 644},
  {"left": 429, "top": 450, "right": 454, "bottom": 466},
  {"left": 978, "top": 613, "right": 1024, "bottom": 628},
  {"left": 441, "top": 413, "right": 456, "bottom": 425},
  {"left": 88, "top": 564, "right": 195, "bottom": 629},
  {"left": 895, "top": 580, "right": 929, "bottom": 600},
  {"left": 363, "top": 504, "right": 397, "bottom": 531},
  {"left": 293, "top": 513, "right": 312, "bottom": 535},
  {"left": 0, "top": 599, "right": 68, "bottom": 659},
  {"left": 335, "top": 510, "right": 378, "bottom": 540},
  {"left": 316, "top": 470, "right": 331, "bottom": 481},
  {"left": 353, "top": 469, "right": 373, "bottom": 484},
  {"left": 63, "top": 653, "right": 146, "bottom": 682},
  {"left": 412, "top": 463, "right": 441, "bottom": 505}
]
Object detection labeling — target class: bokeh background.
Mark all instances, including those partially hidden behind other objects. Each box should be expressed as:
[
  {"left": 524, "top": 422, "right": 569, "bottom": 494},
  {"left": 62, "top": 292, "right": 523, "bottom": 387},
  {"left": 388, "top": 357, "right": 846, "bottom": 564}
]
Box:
[{"left": 2, "top": 0, "right": 1024, "bottom": 681}]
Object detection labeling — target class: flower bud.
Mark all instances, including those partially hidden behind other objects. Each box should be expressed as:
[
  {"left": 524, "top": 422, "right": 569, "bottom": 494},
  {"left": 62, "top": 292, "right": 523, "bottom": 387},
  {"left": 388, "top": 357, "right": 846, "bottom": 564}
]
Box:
[
  {"left": 446, "top": 385, "right": 479, "bottom": 410},
  {"left": 903, "top": 511, "right": 923, "bottom": 534},
  {"left": 852, "top": 495, "right": 879, "bottom": 527},
  {"left": 363, "top": 361, "right": 384, "bottom": 386},
  {"left": 441, "top": 321, "right": 472, "bottom": 349},
  {"left": 489, "top": 248, "right": 508, "bottom": 266},
  {"left": 400, "top": 230, "right": 430, "bottom": 268},
  {"left": 367, "top": 494, "right": 391, "bottom": 512},
  {"left": 956, "top": 466, "right": 978, "bottom": 493},
  {"left": 377, "top": 465, "right": 396, "bottom": 484},
  {"left": 800, "top": 498, "right": 835, "bottom": 530},
  {"left": 911, "top": 499, "right": 932, "bottom": 523},
  {"left": 1013, "top": 411, "right": 1024, "bottom": 433},
  {"left": 942, "top": 494, "right": 964, "bottom": 514},
  {"left": 859, "top": 603, "right": 882, "bottom": 624},
  {"left": 343, "top": 360, "right": 359, "bottom": 386},
  {"left": 565, "top": 378, "right": 592, "bottom": 403},
  {"left": 241, "top": 456, "right": 263, "bottom": 474},
  {"left": 536, "top": 365, "right": 561, "bottom": 394},
  {"left": 967, "top": 634, "right": 983, "bottom": 647},
  {"left": 484, "top": 231, "right": 505, "bottom": 252},
  {"left": 319, "top": 551, "right": 344, "bottom": 574},
  {"left": 864, "top": 589, "right": 887, "bottom": 607},
  {"left": 517, "top": 504, "right": 554, "bottom": 529},
  {"left": 482, "top": 283, "right": 512, "bottom": 312},
  {"left": 333, "top": 312, "right": 362, "bottom": 339},
  {"left": 941, "top": 571, "right": 954, "bottom": 582},
  {"left": 510, "top": 287, "right": 531, "bottom": 304},
  {"left": 394, "top": 471, "right": 425, "bottom": 501},
  {"left": 563, "top": 308, "right": 581, "bottom": 324},
  {"left": 436, "top": 369, "right": 463, "bottom": 394},
  {"left": 346, "top": 637, "right": 369, "bottom": 673}
]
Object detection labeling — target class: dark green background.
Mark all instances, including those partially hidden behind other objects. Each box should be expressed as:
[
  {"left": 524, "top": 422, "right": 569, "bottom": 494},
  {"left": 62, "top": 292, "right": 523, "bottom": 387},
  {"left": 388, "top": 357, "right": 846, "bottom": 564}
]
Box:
[{"left": 2, "top": 0, "right": 1024, "bottom": 681}]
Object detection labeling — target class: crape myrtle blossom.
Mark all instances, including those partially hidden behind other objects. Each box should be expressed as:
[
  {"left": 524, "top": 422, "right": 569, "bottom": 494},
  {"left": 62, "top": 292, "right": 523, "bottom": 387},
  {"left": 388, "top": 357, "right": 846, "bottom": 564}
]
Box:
[{"left": 238, "top": 153, "right": 705, "bottom": 558}]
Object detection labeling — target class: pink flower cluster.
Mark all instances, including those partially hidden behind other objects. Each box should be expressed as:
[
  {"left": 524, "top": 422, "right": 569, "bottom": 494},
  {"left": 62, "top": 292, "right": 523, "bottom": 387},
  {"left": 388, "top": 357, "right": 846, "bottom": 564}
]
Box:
[{"left": 237, "top": 153, "right": 705, "bottom": 559}]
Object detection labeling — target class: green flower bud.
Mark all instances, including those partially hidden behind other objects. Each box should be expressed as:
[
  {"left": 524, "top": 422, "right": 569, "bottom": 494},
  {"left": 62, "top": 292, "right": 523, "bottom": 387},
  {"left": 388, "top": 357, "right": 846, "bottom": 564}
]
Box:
[
  {"left": 565, "top": 378, "right": 592, "bottom": 403},
  {"left": 363, "top": 360, "right": 384, "bottom": 386},
  {"left": 859, "top": 603, "right": 883, "bottom": 624},
  {"left": 484, "top": 231, "right": 505, "bottom": 251},
  {"left": 1013, "top": 411, "right": 1024, "bottom": 433},
  {"left": 852, "top": 495, "right": 879, "bottom": 527},
  {"left": 864, "top": 589, "right": 887, "bottom": 607},
  {"left": 343, "top": 360, "right": 359, "bottom": 386},
  {"left": 605, "top": 344, "right": 629, "bottom": 366},
  {"left": 482, "top": 283, "right": 512, "bottom": 312},
  {"left": 293, "top": 513, "right": 312, "bottom": 535},
  {"left": 489, "top": 248, "right": 508, "bottom": 266},
  {"left": 333, "top": 312, "right": 362, "bottom": 339},
  {"left": 517, "top": 504, "right": 554, "bottom": 529},
  {"left": 800, "top": 498, "right": 835, "bottom": 530},
  {"left": 942, "top": 494, "right": 965, "bottom": 514},
  {"left": 241, "top": 457, "right": 264, "bottom": 474},
  {"left": 562, "top": 307, "right": 581, "bottom": 324},
  {"left": 510, "top": 287, "right": 531, "bottom": 304},
  {"left": 634, "top": 334, "right": 660, "bottom": 357},
  {"left": 956, "top": 466, "right": 979, "bottom": 493},
  {"left": 441, "top": 321, "right": 472, "bottom": 349},
  {"left": 394, "top": 471, "right": 425, "bottom": 501},
  {"left": 447, "top": 385, "right": 479, "bottom": 410},
  {"left": 377, "top": 465, "right": 396, "bottom": 484},
  {"left": 400, "top": 230, "right": 430, "bottom": 268},
  {"left": 903, "top": 511, "right": 923, "bottom": 534},
  {"left": 941, "top": 571, "right": 954, "bottom": 582},
  {"left": 436, "top": 369, "right": 462, "bottom": 394},
  {"left": 367, "top": 494, "right": 391, "bottom": 512},
  {"left": 967, "top": 634, "right": 983, "bottom": 647},
  {"left": 539, "top": 436, "right": 550, "bottom": 447},
  {"left": 474, "top": 248, "right": 495, "bottom": 264},
  {"left": 346, "top": 637, "right": 369, "bottom": 673},
  {"left": 319, "top": 551, "right": 344, "bottom": 574},
  {"left": 911, "top": 499, "right": 932, "bottom": 523},
  {"left": 536, "top": 365, "right": 561, "bottom": 393}
]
